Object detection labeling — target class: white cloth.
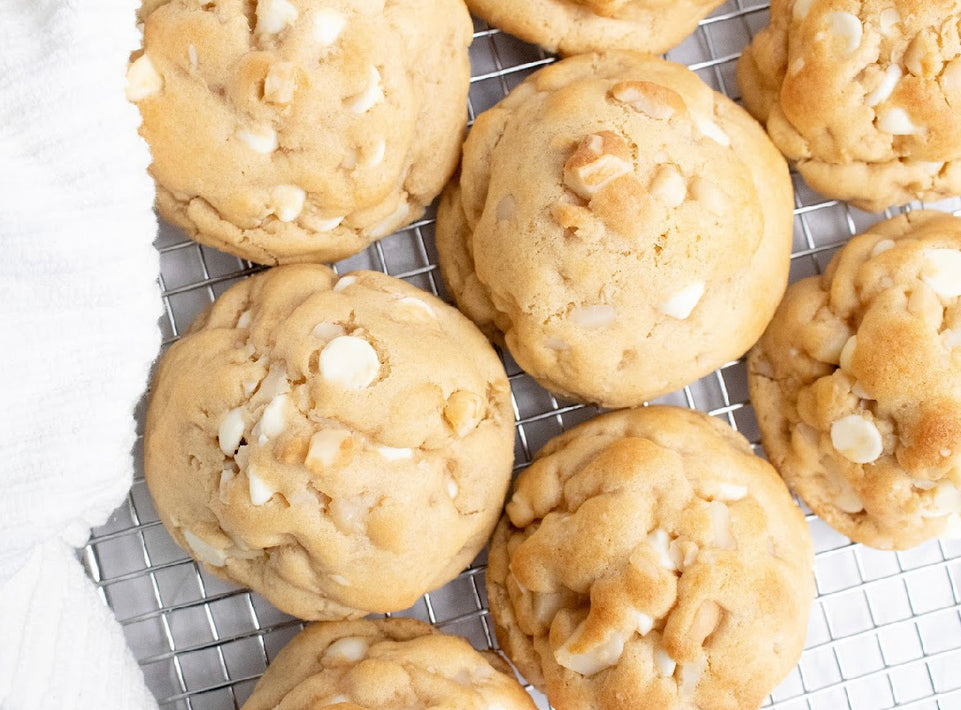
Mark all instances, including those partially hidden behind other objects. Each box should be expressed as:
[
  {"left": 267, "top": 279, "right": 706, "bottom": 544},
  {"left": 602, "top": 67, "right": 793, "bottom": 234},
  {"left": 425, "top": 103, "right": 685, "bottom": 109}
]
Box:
[{"left": 0, "top": 0, "right": 161, "bottom": 708}]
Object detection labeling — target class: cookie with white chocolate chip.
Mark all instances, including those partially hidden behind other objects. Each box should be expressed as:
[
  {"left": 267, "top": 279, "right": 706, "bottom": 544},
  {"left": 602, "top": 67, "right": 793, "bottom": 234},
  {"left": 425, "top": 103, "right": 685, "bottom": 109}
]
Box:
[
  {"left": 144, "top": 265, "right": 515, "bottom": 619},
  {"left": 738, "top": 0, "right": 961, "bottom": 212},
  {"left": 128, "top": 0, "right": 471, "bottom": 264},
  {"left": 748, "top": 210, "right": 961, "bottom": 550},
  {"left": 240, "top": 618, "right": 538, "bottom": 710},
  {"left": 486, "top": 406, "right": 814, "bottom": 710},
  {"left": 436, "top": 52, "right": 794, "bottom": 408},
  {"left": 465, "top": 0, "right": 726, "bottom": 55}
]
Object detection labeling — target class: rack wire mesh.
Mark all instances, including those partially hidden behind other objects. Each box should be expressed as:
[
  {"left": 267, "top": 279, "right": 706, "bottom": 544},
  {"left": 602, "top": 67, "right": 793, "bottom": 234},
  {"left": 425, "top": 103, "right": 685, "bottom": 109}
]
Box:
[{"left": 82, "top": 2, "right": 961, "bottom": 708}]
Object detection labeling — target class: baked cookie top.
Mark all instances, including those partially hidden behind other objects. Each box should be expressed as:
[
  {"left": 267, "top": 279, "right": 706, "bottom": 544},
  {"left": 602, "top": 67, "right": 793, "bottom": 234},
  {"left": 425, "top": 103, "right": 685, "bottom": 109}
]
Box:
[
  {"left": 436, "top": 52, "right": 794, "bottom": 408},
  {"left": 241, "top": 619, "right": 537, "bottom": 710},
  {"left": 128, "top": 0, "right": 471, "bottom": 264},
  {"left": 466, "top": 0, "right": 725, "bottom": 55},
  {"left": 144, "top": 265, "right": 515, "bottom": 619},
  {"left": 738, "top": 0, "right": 961, "bottom": 212},
  {"left": 749, "top": 210, "right": 961, "bottom": 549},
  {"left": 486, "top": 406, "right": 814, "bottom": 710}
]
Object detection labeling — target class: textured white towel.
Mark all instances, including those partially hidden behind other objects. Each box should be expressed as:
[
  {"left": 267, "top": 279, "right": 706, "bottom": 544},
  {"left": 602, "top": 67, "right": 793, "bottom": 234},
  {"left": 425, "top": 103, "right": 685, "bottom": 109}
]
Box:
[{"left": 0, "top": 0, "right": 160, "bottom": 708}]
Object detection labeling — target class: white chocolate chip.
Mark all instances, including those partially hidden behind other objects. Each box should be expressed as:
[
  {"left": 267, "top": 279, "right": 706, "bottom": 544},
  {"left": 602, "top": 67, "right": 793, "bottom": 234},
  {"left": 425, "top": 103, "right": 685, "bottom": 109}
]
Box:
[
  {"left": 366, "top": 201, "right": 410, "bottom": 239},
  {"left": 320, "top": 336, "right": 380, "bottom": 389},
  {"left": 363, "top": 139, "right": 386, "bottom": 168},
  {"left": 679, "top": 657, "right": 706, "bottom": 695},
  {"left": 219, "top": 467, "right": 236, "bottom": 504},
  {"left": 311, "top": 321, "right": 346, "bottom": 342},
  {"left": 184, "top": 531, "right": 227, "bottom": 567},
  {"left": 545, "top": 337, "right": 570, "bottom": 351},
  {"left": 709, "top": 501, "right": 736, "bottom": 550},
  {"left": 654, "top": 647, "right": 677, "bottom": 677},
  {"left": 444, "top": 390, "right": 485, "bottom": 438},
  {"left": 929, "top": 481, "right": 961, "bottom": 516},
  {"left": 635, "top": 611, "right": 654, "bottom": 636},
  {"left": 914, "top": 479, "right": 938, "bottom": 490},
  {"left": 325, "top": 696, "right": 350, "bottom": 706},
  {"left": 689, "top": 177, "right": 725, "bottom": 214},
  {"left": 126, "top": 55, "right": 163, "bottom": 101},
  {"left": 306, "top": 429, "right": 352, "bottom": 469},
  {"left": 237, "top": 310, "right": 252, "bottom": 329},
  {"left": 871, "top": 238, "right": 896, "bottom": 257},
  {"left": 313, "top": 215, "right": 344, "bottom": 232},
  {"left": 256, "top": 0, "right": 299, "bottom": 35},
  {"left": 219, "top": 407, "right": 246, "bottom": 455},
  {"left": 659, "top": 282, "right": 705, "bottom": 320},
  {"left": 714, "top": 483, "right": 748, "bottom": 501},
  {"left": 269, "top": 185, "right": 306, "bottom": 222},
  {"left": 831, "top": 414, "right": 884, "bottom": 464},
  {"left": 254, "top": 395, "right": 287, "bottom": 443},
  {"left": 247, "top": 464, "right": 276, "bottom": 506},
  {"left": 259, "top": 365, "right": 291, "bottom": 400},
  {"left": 921, "top": 248, "right": 961, "bottom": 298},
  {"left": 852, "top": 382, "right": 873, "bottom": 400},
  {"left": 331, "top": 574, "right": 350, "bottom": 586},
  {"left": 554, "top": 622, "right": 625, "bottom": 676},
  {"left": 569, "top": 305, "right": 616, "bottom": 329},
  {"left": 879, "top": 8, "right": 900, "bottom": 35},
  {"left": 324, "top": 637, "right": 370, "bottom": 664},
  {"left": 835, "top": 483, "right": 865, "bottom": 514},
  {"left": 942, "top": 329, "right": 961, "bottom": 350},
  {"left": 696, "top": 118, "right": 730, "bottom": 146},
  {"left": 396, "top": 296, "right": 435, "bottom": 320},
  {"left": 350, "top": 66, "right": 384, "bottom": 114},
  {"left": 264, "top": 62, "right": 298, "bottom": 104},
  {"left": 865, "top": 65, "right": 902, "bottom": 107},
  {"left": 941, "top": 59, "right": 961, "bottom": 92},
  {"left": 565, "top": 153, "right": 633, "bottom": 198},
  {"left": 877, "top": 107, "right": 920, "bottom": 135},
  {"left": 789, "top": 57, "right": 806, "bottom": 76},
  {"left": 647, "top": 528, "right": 678, "bottom": 571},
  {"left": 236, "top": 126, "right": 278, "bottom": 154},
  {"left": 376, "top": 445, "right": 413, "bottom": 461},
  {"left": 333, "top": 275, "right": 356, "bottom": 292},
  {"left": 610, "top": 83, "right": 676, "bottom": 120},
  {"left": 792, "top": 0, "right": 815, "bottom": 21},
  {"left": 839, "top": 335, "right": 857, "bottom": 371},
  {"left": 829, "top": 11, "right": 863, "bottom": 53},
  {"left": 446, "top": 477, "right": 459, "bottom": 500},
  {"left": 312, "top": 8, "right": 347, "bottom": 46},
  {"left": 188, "top": 44, "right": 198, "bottom": 68},
  {"left": 649, "top": 166, "right": 687, "bottom": 208},
  {"left": 669, "top": 538, "right": 699, "bottom": 570}
]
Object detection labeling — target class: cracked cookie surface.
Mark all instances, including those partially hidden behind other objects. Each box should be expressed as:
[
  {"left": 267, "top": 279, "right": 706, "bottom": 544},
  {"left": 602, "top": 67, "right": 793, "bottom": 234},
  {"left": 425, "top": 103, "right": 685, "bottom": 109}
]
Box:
[
  {"left": 436, "top": 52, "right": 794, "bottom": 408},
  {"left": 128, "top": 0, "right": 471, "bottom": 264},
  {"left": 465, "top": 0, "right": 725, "bottom": 55},
  {"left": 738, "top": 0, "right": 961, "bottom": 211},
  {"left": 241, "top": 618, "right": 537, "bottom": 710},
  {"left": 749, "top": 210, "right": 961, "bottom": 549},
  {"left": 486, "top": 406, "right": 814, "bottom": 710},
  {"left": 144, "top": 265, "right": 514, "bottom": 619}
]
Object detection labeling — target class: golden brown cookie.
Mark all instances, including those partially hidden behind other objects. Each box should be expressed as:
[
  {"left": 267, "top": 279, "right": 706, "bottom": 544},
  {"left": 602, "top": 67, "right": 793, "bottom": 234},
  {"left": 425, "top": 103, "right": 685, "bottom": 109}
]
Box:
[
  {"left": 240, "top": 619, "right": 537, "bottom": 710},
  {"left": 738, "top": 0, "right": 961, "bottom": 212},
  {"left": 749, "top": 210, "right": 961, "bottom": 550},
  {"left": 127, "top": 0, "right": 471, "bottom": 264},
  {"left": 486, "top": 406, "right": 814, "bottom": 710},
  {"left": 436, "top": 52, "right": 794, "bottom": 408},
  {"left": 144, "top": 265, "right": 515, "bottom": 619},
  {"left": 466, "top": 0, "right": 726, "bottom": 55}
]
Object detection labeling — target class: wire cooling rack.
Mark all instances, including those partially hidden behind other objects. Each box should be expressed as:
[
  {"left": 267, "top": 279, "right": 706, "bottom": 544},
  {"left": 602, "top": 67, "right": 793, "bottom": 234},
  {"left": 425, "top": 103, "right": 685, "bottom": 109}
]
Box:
[{"left": 82, "top": 2, "right": 961, "bottom": 708}]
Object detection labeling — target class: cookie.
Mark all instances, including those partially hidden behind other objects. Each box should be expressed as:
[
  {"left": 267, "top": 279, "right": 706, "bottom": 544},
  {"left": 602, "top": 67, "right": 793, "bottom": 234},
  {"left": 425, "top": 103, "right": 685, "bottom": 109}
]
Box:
[
  {"left": 240, "top": 618, "right": 537, "bottom": 710},
  {"left": 144, "top": 265, "right": 515, "bottom": 619},
  {"left": 748, "top": 210, "right": 961, "bottom": 550},
  {"left": 466, "top": 0, "right": 725, "bottom": 55},
  {"left": 436, "top": 52, "right": 794, "bottom": 408},
  {"left": 738, "top": 0, "right": 961, "bottom": 212},
  {"left": 486, "top": 406, "right": 814, "bottom": 710},
  {"left": 127, "top": 0, "right": 471, "bottom": 264}
]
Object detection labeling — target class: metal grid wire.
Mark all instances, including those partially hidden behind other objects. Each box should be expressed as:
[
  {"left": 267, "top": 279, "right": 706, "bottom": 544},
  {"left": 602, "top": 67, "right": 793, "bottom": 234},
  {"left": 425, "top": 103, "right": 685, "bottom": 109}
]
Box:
[{"left": 82, "top": 2, "right": 961, "bottom": 708}]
